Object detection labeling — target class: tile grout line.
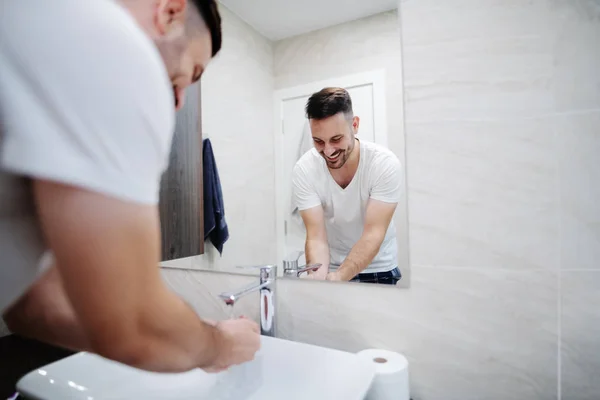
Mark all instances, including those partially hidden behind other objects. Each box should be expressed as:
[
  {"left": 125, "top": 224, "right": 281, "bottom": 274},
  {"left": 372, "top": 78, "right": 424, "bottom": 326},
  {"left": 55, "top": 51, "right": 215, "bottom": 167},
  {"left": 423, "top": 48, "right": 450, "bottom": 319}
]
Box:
[
  {"left": 411, "top": 264, "right": 600, "bottom": 272},
  {"left": 556, "top": 268, "right": 600, "bottom": 272},
  {"left": 556, "top": 121, "right": 562, "bottom": 400},
  {"left": 403, "top": 108, "right": 600, "bottom": 124},
  {"left": 558, "top": 268, "right": 562, "bottom": 400}
]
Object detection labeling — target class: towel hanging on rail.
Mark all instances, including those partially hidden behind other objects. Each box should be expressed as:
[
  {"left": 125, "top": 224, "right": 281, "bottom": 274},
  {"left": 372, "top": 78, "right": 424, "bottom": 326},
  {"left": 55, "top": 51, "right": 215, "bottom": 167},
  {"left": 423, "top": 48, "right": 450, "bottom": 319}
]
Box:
[{"left": 203, "top": 138, "right": 229, "bottom": 254}]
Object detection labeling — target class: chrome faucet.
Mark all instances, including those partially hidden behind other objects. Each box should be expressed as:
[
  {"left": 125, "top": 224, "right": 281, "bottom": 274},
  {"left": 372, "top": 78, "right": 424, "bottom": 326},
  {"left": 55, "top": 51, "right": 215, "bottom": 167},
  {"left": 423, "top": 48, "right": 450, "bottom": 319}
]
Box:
[
  {"left": 218, "top": 265, "right": 277, "bottom": 337},
  {"left": 282, "top": 251, "right": 322, "bottom": 278}
]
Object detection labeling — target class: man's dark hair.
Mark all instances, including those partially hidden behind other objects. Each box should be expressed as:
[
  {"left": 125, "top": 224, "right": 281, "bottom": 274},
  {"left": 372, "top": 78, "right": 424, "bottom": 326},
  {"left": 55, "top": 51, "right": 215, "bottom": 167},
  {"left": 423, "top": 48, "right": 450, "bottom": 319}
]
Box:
[
  {"left": 191, "top": 0, "right": 222, "bottom": 57},
  {"left": 305, "top": 87, "right": 353, "bottom": 120}
]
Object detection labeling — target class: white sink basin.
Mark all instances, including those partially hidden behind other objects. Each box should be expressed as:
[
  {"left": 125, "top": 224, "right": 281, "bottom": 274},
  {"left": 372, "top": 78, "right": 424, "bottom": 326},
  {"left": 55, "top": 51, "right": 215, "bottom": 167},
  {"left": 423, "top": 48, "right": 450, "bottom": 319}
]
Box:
[{"left": 16, "top": 336, "right": 376, "bottom": 400}]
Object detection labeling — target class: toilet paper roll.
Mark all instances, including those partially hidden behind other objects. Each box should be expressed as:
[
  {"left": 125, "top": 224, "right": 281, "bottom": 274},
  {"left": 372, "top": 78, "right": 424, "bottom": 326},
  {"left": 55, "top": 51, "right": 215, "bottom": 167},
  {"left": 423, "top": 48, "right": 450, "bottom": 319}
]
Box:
[{"left": 357, "top": 349, "right": 409, "bottom": 400}]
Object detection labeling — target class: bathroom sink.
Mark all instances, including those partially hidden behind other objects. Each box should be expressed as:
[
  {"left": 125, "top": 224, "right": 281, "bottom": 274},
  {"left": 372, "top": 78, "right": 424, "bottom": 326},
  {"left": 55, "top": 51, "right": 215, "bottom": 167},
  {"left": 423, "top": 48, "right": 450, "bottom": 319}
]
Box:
[{"left": 15, "top": 336, "right": 376, "bottom": 400}]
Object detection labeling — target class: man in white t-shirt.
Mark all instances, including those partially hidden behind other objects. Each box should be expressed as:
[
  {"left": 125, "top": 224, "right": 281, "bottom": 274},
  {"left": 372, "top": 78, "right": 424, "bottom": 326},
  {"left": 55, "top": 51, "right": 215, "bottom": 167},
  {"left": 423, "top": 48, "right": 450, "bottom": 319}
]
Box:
[
  {"left": 292, "top": 87, "right": 403, "bottom": 285},
  {"left": 0, "top": 0, "right": 259, "bottom": 373}
]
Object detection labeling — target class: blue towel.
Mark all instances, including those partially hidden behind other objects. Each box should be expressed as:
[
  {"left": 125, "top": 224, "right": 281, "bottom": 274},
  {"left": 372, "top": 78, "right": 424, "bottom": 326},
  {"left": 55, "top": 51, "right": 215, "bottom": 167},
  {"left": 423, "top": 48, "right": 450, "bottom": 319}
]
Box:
[{"left": 203, "top": 138, "right": 229, "bottom": 254}]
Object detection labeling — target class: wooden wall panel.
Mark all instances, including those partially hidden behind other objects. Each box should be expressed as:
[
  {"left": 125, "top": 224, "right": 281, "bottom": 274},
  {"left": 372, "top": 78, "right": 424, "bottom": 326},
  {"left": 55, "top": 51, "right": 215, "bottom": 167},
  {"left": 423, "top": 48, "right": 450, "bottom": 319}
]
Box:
[{"left": 159, "top": 82, "right": 204, "bottom": 260}]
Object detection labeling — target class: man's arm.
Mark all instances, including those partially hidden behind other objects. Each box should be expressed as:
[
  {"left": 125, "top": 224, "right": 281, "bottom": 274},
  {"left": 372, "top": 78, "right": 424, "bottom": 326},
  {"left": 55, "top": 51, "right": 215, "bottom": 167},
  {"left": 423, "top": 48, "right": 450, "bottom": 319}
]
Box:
[
  {"left": 299, "top": 206, "right": 330, "bottom": 280},
  {"left": 1, "top": 6, "right": 258, "bottom": 373},
  {"left": 329, "top": 199, "right": 398, "bottom": 281},
  {"left": 13, "top": 180, "right": 259, "bottom": 373},
  {"left": 292, "top": 162, "right": 329, "bottom": 279},
  {"left": 329, "top": 153, "right": 403, "bottom": 281},
  {"left": 3, "top": 265, "right": 91, "bottom": 351}
]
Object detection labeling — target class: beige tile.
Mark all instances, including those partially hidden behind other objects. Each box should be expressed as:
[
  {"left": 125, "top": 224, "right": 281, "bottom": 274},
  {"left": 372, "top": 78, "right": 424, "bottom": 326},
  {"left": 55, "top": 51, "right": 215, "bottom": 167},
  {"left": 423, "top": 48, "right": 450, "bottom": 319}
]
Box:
[
  {"left": 561, "top": 271, "right": 600, "bottom": 400},
  {"left": 160, "top": 268, "right": 260, "bottom": 321},
  {"left": 557, "top": 112, "right": 600, "bottom": 270},
  {"left": 401, "top": 0, "right": 558, "bottom": 47},
  {"left": 401, "top": 0, "right": 556, "bottom": 122},
  {"left": 400, "top": 0, "right": 600, "bottom": 120},
  {"left": 403, "top": 36, "right": 554, "bottom": 122},
  {"left": 278, "top": 268, "right": 558, "bottom": 400},
  {"left": 551, "top": 1, "right": 600, "bottom": 112},
  {"left": 406, "top": 119, "right": 558, "bottom": 269}
]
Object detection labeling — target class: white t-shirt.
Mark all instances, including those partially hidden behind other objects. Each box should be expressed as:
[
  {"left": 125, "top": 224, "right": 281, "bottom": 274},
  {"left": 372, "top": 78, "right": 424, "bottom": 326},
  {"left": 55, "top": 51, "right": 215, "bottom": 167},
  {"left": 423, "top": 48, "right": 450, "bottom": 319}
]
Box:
[
  {"left": 0, "top": 0, "right": 175, "bottom": 312},
  {"left": 292, "top": 140, "right": 403, "bottom": 273}
]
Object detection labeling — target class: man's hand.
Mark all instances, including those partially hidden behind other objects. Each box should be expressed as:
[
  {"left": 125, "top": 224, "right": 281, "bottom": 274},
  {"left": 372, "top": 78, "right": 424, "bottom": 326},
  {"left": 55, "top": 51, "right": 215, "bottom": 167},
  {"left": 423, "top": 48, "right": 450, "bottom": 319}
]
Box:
[
  {"left": 326, "top": 271, "right": 342, "bottom": 281},
  {"left": 202, "top": 318, "right": 261, "bottom": 373},
  {"left": 302, "top": 271, "right": 327, "bottom": 280},
  {"left": 336, "top": 199, "right": 398, "bottom": 281},
  {"left": 300, "top": 264, "right": 328, "bottom": 280}
]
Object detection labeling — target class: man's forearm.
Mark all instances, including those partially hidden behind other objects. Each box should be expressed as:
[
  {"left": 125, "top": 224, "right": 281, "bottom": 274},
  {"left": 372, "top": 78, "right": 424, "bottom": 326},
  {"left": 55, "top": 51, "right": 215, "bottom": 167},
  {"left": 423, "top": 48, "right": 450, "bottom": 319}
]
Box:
[
  {"left": 109, "top": 286, "right": 222, "bottom": 372},
  {"left": 337, "top": 232, "right": 384, "bottom": 281},
  {"left": 2, "top": 266, "right": 91, "bottom": 351},
  {"left": 305, "top": 239, "right": 330, "bottom": 278},
  {"left": 3, "top": 294, "right": 91, "bottom": 352},
  {"left": 3, "top": 268, "right": 222, "bottom": 373}
]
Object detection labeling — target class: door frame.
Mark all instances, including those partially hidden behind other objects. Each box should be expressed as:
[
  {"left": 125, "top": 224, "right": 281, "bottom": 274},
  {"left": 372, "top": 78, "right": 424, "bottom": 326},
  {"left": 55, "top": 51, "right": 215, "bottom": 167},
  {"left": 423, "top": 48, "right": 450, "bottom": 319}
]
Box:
[{"left": 272, "top": 69, "right": 388, "bottom": 273}]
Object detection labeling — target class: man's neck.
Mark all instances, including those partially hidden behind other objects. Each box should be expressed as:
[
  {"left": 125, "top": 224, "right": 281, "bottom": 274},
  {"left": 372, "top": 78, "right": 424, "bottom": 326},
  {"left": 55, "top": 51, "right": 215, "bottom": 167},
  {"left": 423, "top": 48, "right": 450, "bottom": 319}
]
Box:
[{"left": 329, "top": 139, "right": 360, "bottom": 188}]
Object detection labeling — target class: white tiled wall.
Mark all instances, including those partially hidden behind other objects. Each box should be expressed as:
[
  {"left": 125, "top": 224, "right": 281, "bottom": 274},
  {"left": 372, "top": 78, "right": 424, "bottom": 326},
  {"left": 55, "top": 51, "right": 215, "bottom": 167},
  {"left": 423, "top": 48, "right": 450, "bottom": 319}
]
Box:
[{"left": 162, "top": 1, "right": 600, "bottom": 399}]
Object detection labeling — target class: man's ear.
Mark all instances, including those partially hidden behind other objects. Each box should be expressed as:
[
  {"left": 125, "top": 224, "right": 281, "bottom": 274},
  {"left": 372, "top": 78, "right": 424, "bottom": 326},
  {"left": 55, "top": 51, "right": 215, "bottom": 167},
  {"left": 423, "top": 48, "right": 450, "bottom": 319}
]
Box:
[
  {"left": 154, "top": 0, "right": 187, "bottom": 35},
  {"left": 352, "top": 116, "right": 360, "bottom": 134}
]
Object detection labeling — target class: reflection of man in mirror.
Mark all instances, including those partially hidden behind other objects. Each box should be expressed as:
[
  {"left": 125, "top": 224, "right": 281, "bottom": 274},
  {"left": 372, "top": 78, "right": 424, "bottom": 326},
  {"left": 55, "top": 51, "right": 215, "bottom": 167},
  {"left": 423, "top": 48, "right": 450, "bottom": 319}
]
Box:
[{"left": 292, "top": 87, "right": 403, "bottom": 285}]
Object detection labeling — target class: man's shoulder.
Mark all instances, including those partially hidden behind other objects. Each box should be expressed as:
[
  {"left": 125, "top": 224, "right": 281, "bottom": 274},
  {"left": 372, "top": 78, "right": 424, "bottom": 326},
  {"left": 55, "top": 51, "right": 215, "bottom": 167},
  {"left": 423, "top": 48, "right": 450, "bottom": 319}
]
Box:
[
  {"left": 294, "top": 148, "right": 322, "bottom": 172},
  {"left": 1, "top": 0, "right": 173, "bottom": 112},
  {"left": 0, "top": 0, "right": 175, "bottom": 204},
  {"left": 362, "top": 141, "right": 401, "bottom": 167}
]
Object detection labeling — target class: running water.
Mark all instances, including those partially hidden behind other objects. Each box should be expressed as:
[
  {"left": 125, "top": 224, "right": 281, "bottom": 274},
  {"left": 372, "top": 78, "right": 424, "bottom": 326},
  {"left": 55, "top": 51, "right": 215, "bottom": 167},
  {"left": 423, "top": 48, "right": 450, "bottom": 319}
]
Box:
[{"left": 227, "top": 304, "right": 236, "bottom": 319}]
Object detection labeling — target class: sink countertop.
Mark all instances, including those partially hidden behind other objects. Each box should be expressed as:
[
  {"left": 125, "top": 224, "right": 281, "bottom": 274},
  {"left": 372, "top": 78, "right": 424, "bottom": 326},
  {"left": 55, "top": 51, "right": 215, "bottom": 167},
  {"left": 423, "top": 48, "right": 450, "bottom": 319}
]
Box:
[{"left": 15, "top": 335, "right": 376, "bottom": 400}]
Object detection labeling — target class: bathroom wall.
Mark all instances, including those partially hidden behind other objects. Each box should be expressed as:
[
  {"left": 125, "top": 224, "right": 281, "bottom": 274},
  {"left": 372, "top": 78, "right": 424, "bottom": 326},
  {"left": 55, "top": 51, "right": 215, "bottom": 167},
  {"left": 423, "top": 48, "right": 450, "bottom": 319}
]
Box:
[
  {"left": 401, "top": 1, "right": 600, "bottom": 399},
  {"left": 161, "top": 1, "right": 599, "bottom": 400},
  {"left": 162, "top": 5, "right": 277, "bottom": 270},
  {"left": 273, "top": 11, "right": 410, "bottom": 280}
]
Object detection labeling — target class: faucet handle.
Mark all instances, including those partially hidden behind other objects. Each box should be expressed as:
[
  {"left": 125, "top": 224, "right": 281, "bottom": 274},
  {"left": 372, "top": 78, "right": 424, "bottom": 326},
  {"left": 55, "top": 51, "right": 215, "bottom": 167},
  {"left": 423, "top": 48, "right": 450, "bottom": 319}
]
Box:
[
  {"left": 296, "top": 263, "right": 322, "bottom": 277},
  {"left": 284, "top": 263, "right": 322, "bottom": 278}
]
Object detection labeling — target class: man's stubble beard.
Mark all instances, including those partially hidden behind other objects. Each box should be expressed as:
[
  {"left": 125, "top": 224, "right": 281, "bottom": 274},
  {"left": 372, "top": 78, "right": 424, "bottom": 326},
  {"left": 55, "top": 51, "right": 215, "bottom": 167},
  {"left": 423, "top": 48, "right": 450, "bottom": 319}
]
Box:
[{"left": 325, "top": 137, "right": 356, "bottom": 170}]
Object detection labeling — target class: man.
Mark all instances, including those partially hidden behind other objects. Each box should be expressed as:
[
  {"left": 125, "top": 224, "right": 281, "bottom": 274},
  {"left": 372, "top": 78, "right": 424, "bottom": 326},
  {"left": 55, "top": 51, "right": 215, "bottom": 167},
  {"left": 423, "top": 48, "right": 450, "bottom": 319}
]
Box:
[
  {"left": 292, "top": 87, "right": 403, "bottom": 285},
  {"left": 0, "top": 0, "right": 260, "bottom": 374}
]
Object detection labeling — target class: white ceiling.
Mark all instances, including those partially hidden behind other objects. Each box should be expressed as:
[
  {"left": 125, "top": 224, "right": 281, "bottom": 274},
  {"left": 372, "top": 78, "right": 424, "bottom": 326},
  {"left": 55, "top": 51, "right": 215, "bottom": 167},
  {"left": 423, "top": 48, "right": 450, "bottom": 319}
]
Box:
[{"left": 219, "top": 0, "right": 398, "bottom": 41}]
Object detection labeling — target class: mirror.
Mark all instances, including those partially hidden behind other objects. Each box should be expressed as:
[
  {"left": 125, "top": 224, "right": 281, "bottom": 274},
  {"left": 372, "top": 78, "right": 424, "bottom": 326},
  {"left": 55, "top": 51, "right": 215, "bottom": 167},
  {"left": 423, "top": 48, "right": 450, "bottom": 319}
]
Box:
[{"left": 161, "top": 0, "right": 409, "bottom": 288}]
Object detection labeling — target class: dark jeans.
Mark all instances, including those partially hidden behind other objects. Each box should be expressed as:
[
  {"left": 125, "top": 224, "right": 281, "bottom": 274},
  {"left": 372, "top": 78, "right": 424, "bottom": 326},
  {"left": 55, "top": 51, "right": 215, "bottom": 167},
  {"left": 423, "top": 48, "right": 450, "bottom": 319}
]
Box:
[{"left": 350, "top": 267, "right": 401, "bottom": 285}]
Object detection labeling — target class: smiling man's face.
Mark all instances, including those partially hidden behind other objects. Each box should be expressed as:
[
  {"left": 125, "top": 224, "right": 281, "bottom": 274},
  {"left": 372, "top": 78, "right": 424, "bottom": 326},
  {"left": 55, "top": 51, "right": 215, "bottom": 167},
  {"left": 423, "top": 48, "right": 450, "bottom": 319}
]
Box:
[{"left": 309, "top": 112, "right": 359, "bottom": 169}]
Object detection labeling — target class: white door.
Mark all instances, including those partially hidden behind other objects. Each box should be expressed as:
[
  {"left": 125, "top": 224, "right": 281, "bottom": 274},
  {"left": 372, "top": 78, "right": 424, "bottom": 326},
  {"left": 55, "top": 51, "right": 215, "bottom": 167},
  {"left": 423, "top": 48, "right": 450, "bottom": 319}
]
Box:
[{"left": 274, "top": 70, "right": 387, "bottom": 268}]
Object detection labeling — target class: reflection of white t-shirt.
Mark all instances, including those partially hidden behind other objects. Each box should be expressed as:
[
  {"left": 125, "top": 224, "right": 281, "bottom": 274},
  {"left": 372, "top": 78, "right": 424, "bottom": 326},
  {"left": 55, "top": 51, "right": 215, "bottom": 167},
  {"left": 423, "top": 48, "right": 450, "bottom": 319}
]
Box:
[
  {"left": 0, "top": 0, "right": 175, "bottom": 312},
  {"left": 292, "top": 140, "right": 403, "bottom": 273}
]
